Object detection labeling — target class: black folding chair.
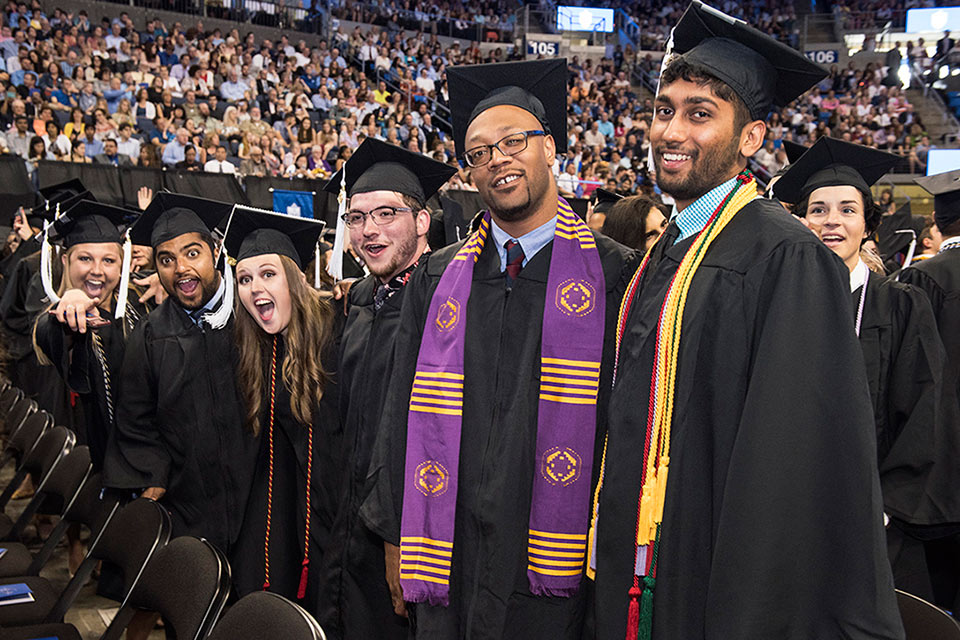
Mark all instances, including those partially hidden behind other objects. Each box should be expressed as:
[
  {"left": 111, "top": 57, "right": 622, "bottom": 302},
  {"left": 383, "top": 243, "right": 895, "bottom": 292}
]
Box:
[
  {"left": 0, "top": 411, "right": 52, "bottom": 474},
  {"left": 100, "top": 536, "right": 232, "bottom": 640},
  {"left": 0, "top": 426, "right": 74, "bottom": 539},
  {"left": 0, "top": 497, "right": 171, "bottom": 628},
  {"left": 1, "top": 397, "right": 37, "bottom": 443},
  {"left": 206, "top": 591, "right": 327, "bottom": 640},
  {"left": 0, "top": 446, "right": 96, "bottom": 577},
  {"left": 0, "top": 385, "right": 23, "bottom": 418},
  {"left": 897, "top": 589, "right": 960, "bottom": 639}
]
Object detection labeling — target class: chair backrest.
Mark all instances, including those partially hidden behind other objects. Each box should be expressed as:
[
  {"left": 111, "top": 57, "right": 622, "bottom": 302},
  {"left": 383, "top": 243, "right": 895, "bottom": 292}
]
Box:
[
  {"left": 102, "top": 537, "right": 231, "bottom": 640},
  {"left": 0, "top": 386, "right": 22, "bottom": 417},
  {"left": 3, "top": 411, "right": 51, "bottom": 461},
  {"left": 44, "top": 498, "right": 172, "bottom": 623},
  {"left": 0, "top": 421, "right": 66, "bottom": 511},
  {"left": 897, "top": 589, "right": 960, "bottom": 639},
  {"left": 8, "top": 442, "right": 88, "bottom": 541},
  {"left": 4, "top": 397, "right": 37, "bottom": 439},
  {"left": 206, "top": 591, "right": 326, "bottom": 640}
]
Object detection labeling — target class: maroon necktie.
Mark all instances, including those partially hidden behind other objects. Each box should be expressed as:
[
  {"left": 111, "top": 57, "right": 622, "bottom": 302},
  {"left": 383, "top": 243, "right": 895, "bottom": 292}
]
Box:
[{"left": 504, "top": 239, "right": 525, "bottom": 288}]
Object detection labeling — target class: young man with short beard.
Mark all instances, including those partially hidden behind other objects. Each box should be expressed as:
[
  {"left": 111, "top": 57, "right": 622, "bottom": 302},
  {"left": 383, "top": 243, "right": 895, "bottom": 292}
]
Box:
[
  {"left": 318, "top": 139, "right": 456, "bottom": 640},
  {"left": 588, "top": 3, "right": 904, "bottom": 639},
  {"left": 103, "top": 193, "right": 258, "bottom": 558},
  {"left": 360, "top": 59, "right": 634, "bottom": 639}
]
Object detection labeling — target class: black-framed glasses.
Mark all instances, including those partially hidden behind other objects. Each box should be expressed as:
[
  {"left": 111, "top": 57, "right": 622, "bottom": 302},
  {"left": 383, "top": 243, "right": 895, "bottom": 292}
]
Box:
[
  {"left": 462, "top": 130, "right": 545, "bottom": 168},
  {"left": 341, "top": 206, "right": 413, "bottom": 228}
]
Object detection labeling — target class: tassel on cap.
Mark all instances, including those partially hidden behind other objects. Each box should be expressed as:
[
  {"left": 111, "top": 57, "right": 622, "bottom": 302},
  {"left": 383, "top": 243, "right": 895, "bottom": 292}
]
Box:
[
  {"left": 114, "top": 230, "right": 132, "bottom": 319},
  {"left": 327, "top": 164, "right": 347, "bottom": 282},
  {"left": 203, "top": 205, "right": 237, "bottom": 330},
  {"left": 314, "top": 240, "right": 321, "bottom": 289},
  {"left": 40, "top": 222, "right": 60, "bottom": 304}
]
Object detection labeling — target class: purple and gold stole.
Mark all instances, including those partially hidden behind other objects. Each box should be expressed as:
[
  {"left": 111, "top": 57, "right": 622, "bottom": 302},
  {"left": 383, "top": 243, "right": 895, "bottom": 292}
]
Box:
[{"left": 399, "top": 197, "right": 606, "bottom": 606}]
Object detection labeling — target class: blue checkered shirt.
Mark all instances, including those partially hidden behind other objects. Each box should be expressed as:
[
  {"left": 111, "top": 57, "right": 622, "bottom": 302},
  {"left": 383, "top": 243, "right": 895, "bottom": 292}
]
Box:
[{"left": 671, "top": 176, "right": 741, "bottom": 244}]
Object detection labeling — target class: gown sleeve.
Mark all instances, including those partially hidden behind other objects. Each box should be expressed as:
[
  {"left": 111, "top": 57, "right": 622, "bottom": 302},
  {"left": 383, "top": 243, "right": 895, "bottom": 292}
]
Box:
[
  {"left": 102, "top": 318, "right": 170, "bottom": 490},
  {"left": 358, "top": 262, "right": 432, "bottom": 547}
]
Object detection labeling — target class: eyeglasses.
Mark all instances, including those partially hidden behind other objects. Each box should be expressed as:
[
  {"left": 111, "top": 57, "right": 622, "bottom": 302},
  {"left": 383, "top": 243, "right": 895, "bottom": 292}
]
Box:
[
  {"left": 462, "top": 130, "right": 545, "bottom": 168},
  {"left": 341, "top": 206, "right": 413, "bottom": 228}
]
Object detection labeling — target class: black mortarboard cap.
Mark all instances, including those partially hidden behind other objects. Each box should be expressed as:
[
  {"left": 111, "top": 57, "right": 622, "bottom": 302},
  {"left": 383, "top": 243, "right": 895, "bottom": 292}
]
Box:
[
  {"left": 877, "top": 203, "right": 925, "bottom": 259},
  {"left": 669, "top": 1, "right": 827, "bottom": 120},
  {"left": 223, "top": 208, "right": 326, "bottom": 270},
  {"left": 323, "top": 138, "right": 457, "bottom": 203},
  {"left": 774, "top": 137, "right": 899, "bottom": 206},
  {"left": 782, "top": 140, "right": 807, "bottom": 165},
  {"left": 915, "top": 169, "right": 960, "bottom": 230},
  {"left": 39, "top": 178, "right": 87, "bottom": 207},
  {"left": 593, "top": 188, "right": 623, "bottom": 215},
  {"left": 130, "top": 192, "right": 234, "bottom": 248},
  {"left": 446, "top": 58, "right": 568, "bottom": 158},
  {"left": 22, "top": 179, "right": 92, "bottom": 229},
  {"left": 48, "top": 199, "right": 132, "bottom": 248}
]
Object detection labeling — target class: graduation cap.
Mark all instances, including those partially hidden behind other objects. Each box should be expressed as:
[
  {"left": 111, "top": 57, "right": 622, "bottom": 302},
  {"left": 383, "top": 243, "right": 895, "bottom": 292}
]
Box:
[
  {"left": 773, "top": 137, "right": 899, "bottom": 209},
  {"left": 782, "top": 140, "right": 807, "bottom": 165},
  {"left": 667, "top": 1, "right": 827, "bottom": 120},
  {"left": 446, "top": 58, "right": 568, "bottom": 159},
  {"left": 877, "top": 203, "right": 924, "bottom": 269},
  {"left": 18, "top": 179, "right": 93, "bottom": 229},
  {"left": 39, "top": 178, "right": 87, "bottom": 208},
  {"left": 915, "top": 168, "right": 960, "bottom": 231},
  {"left": 128, "top": 192, "right": 237, "bottom": 329},
  {"left": 222, "top": 207, "right": 327, "bottom": 287},
  {"left": 47, "top": 199, "right": 132, "bottom": 247},
  {"left": 322, "top": 137, "right": 457, "bottom": 281},
  {"left": 593, "top": 188, "right": 623, "bottom": 215},
  {"left": 129, "top": 192, "right": 235, "bottom": 248}
]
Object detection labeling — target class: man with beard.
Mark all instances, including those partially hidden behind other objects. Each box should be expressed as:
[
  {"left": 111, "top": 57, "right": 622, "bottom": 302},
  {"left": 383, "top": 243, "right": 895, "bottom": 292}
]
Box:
[
  {"left": 587, "top": 3, "right": 904, "bottom": 639},
  {"left": 318, "top": 138, "right": 457, "bottom": 640},
  {"left": 360, "top": 59, "right": 634, "bottom": 639},
  {"left": 103, "top": 193, "right": 259, "bottom": 557}
]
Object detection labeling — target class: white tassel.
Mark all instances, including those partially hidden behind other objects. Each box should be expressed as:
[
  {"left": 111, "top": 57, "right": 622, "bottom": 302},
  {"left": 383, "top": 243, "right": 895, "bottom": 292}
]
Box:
[
  {"left": 203, "top": 245, "right": 234, "bottom": 330},
  {"left": 314, "top": 240, "right": 321, "bottom": 288},
  {"left": 327, "top": 165, "right": 347, "bottom": 282},
  {"left": 114, "top": 231, "right": 132, "bottom": 319},
  {"left": 40, "top": 224, "right": 60, "bottom": 304}
]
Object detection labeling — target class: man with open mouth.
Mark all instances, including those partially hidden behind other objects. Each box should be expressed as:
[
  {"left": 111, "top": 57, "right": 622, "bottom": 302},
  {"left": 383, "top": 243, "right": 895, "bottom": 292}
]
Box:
[{"left": 103, "top": 192, "right": 259, "bottom": 577}]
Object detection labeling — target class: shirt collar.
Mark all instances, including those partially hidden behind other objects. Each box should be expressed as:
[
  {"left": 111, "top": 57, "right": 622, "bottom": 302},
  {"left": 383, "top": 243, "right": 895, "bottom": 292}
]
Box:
[
  {"left": 489, "top": 214, "right": 558, "bottom": 270},
  {"left": 850, "top": 259, "right": 869, "bottom": 293},
  {"left": 183, "top": 275, "right": 225, "bottom": 326},
  {"left": 671, "top": 175, "right": 743, "bottom": 243}
]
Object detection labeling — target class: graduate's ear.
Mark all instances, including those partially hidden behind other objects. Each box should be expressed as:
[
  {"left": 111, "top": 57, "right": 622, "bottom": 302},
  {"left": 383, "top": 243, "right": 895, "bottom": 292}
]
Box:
[
  {"left": 542, "top": 133, "right": 556, "bottom": 166},
  {"left": 739, "top": 120, "right": 766, "bottom": 159},
  {"left": 415, "top": 208, "right": 430, "bottom": 238}
]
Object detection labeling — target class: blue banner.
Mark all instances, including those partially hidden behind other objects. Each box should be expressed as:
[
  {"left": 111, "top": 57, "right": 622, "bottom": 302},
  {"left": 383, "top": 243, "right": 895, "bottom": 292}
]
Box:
[{"left": 273, "top": 189, "right": 314, "bottom": 218}]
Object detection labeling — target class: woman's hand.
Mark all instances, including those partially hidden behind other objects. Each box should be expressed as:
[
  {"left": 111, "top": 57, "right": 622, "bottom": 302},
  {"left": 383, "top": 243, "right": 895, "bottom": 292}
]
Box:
[{"left": 52, "top": 288, "right": 102, "bottom": 334}]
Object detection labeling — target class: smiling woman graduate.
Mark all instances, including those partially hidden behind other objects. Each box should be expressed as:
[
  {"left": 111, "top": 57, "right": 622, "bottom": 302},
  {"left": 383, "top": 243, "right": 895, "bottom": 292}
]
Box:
[
  {"left": 225, "top": 207, "right": 342, "bottom": 617},
  {"left": 777, "top": 137, "right": 960, "bottom": 601}
]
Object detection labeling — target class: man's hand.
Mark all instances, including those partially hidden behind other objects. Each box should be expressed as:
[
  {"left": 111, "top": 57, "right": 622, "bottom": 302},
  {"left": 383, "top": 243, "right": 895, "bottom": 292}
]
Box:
[
  {"left": 332, "top": 278, "right": 355, "bottom": 313},
  {"left": 137, "top": 186, "right": 154, "bottom": 211},
  {"left": 141, "top": 486, "right": 166, "bottom": 501},
  {"left": 134, "top": 272, "right": 167, "bottom": 305},
  {"left": 52, "top": 289, "right": 101, "bottom": 334},
  {"left": 13, "top": 208, "right": 32, "bottom": 241},
  {"left": 384, "top": 542, "right": 408, "bottom": 618}
]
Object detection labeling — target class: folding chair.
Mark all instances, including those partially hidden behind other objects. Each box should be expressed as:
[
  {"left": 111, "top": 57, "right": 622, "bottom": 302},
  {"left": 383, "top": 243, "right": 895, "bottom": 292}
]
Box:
[
  {"left": 0, "top": 411, "right": 53, "bottom": 474},
  {"left": 0, "top": 426, "right": 74, "bottom": 538},
  {"left": 897, "top": 589, "right": 960, "bottom": 639},
  {"left": 0, "top": 497, "right": 171, "bottom": 627},
  {"left": 206, "top": 591, "right": 327, "bottom": 640},
  {"left": 2, "top": 397, "right": 37, "bottom": 442}
]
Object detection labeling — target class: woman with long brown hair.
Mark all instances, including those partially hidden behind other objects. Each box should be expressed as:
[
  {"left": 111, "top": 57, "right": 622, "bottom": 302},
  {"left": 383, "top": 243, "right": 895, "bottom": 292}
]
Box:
[{"left": 226, "top": 208, "right": 341, "bottom": 617}]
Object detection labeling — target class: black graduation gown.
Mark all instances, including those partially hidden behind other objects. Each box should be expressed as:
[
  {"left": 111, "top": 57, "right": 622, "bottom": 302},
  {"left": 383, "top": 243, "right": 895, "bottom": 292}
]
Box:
[
  {"left": 0, "top": 251, "right": 75, "bottom": 429},
  {"left": 33, "top": 296, "right": 149, "bottom": 470},
  {"left": 592, "top": 200, "right": 904, "bottom": 640},
  {"left": 897, "top": 249, "right": 960, "bottom": 610},
  {"left": 360, "top": 231, "right": 634, "bottom": 640},
  {"left": 0, "top": 236, "right": 38, "bottom": 296},
  {"left": 319, "top": 275, "right": 409, "bottom": 640},
  {"left": 232, "top": 334, "right": 341, "bottom": 617},
  {"left": 102, "top": 298, "right": 259, "bottom": 554}
]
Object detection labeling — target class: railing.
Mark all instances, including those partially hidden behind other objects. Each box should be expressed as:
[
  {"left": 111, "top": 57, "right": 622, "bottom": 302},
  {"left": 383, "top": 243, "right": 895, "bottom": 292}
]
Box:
[
  {"left": 94, "top": 0, "right": 322, "bottom": 32},
  {"left": 615, "top": 8, "right": 642, "bottom": 51},
  {"left": 911, "top": 60, "right": 960, "bottom": 144}
]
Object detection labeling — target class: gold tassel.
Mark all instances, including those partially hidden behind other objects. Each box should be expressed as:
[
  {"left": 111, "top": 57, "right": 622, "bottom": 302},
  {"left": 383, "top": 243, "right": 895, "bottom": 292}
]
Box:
[
  {"left": 636, "top": 481, "right": 656, "bottom": 546},
  {"left": 653, "top": 457, "right": 670, "bottom": 525}
]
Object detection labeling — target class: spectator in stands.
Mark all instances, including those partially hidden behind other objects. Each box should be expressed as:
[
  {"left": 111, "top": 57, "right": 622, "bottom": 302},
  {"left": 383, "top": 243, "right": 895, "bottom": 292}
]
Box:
[
  {"left": 220, "top": 68, "right": 248, "bottom": 101},
  {"left": 69, "top": 140, "right": 90, "bottom": 163},
  {"left": 95, "top": 137, "right": 133, "bottom": 167},
  {"left": 43, "top": 120, "right": 69, "bottom": 158},
  {"left": 138, "top": 142, "right": 161, "bottom": 168},
  {"left": 910, "top": 135, "right": 931, "bottom": 173},
  {"left": 239, "top": 144, "right": 267, "bottom": 177},
  {"left": 204, "top": 144, "right": 236, "bottom": 174},
  {"left": 6, "top": 112, "right": 28, "bottom": 158},
  {"left": 174, "top": 144, "right": 202, "bottom": 171},
  {"left": 557, "top": 162, "right": 581, "bottom": 198},
  {"left": 82, "top": 126, "right": 102, "bottom": 159},
  {"left": 149, "top": 115, "right": 175, "bottom": 151},
  {"left": 63, "top": 107, "right": 85, "bottom": 140},
  {"left": 161, "top": 126, "right": 190, "bottom": 166},
  {"left": 115, "top": 121, "right": 140, "bottom": 160}
]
